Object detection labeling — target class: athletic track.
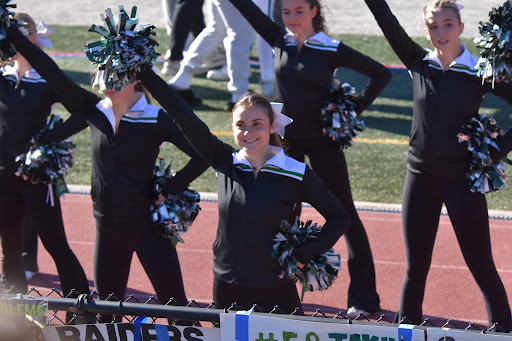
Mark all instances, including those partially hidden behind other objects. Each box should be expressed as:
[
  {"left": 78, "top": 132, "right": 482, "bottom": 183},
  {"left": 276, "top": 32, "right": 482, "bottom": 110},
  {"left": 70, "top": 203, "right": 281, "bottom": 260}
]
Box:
[{"left": 21, "top": 192, "right": 512, "bottom": 329}]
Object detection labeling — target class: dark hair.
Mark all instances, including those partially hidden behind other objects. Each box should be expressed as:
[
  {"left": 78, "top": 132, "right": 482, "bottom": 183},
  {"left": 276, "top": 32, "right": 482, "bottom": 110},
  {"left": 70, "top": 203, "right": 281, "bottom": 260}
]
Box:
[
  {"left": 304, "top": 0, "right": 326, "bottom": 33},
  {"left": 134, "top": 82, "right": 152, "bottom": 104},
  {"left": 423, "top": 0, "right": 461, "bottom": 24},
  {"left": 231, "top": 93, "right": 283, "bottom": 148}
]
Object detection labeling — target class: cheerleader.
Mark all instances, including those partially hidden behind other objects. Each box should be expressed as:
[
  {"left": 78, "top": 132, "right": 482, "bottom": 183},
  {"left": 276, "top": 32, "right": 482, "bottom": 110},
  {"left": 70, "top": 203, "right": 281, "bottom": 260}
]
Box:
[
  {"left": 225, "top": 0, "right": 391, "bottom": 316},
  {"left": 364, "top": 0, "right": 512, "bottom": 331},
  {"left": 0, "top": 13, "right": 89, "bottom": 300},
  {"left": 140, "top": 64, "right": 350, "bottom": 312},
  {"left": 6, "top": 16, "right": 209, "bottom": 321}
]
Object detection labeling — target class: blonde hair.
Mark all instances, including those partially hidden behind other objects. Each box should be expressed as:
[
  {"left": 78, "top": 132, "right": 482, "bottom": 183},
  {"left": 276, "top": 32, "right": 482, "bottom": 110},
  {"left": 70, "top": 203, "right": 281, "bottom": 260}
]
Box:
[
  {"left": 423, "top": 0, "right": 461, "bottom": 24},
  {"left": 14, "top": 13, "right": 37, "bottom": 36}
]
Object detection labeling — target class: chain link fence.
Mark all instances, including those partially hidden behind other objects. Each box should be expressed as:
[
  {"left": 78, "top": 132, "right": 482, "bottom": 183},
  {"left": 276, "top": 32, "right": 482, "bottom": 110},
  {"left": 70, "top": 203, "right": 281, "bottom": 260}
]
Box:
[{"left": 11, "top": 287, "right": 507, "bottom": 334}]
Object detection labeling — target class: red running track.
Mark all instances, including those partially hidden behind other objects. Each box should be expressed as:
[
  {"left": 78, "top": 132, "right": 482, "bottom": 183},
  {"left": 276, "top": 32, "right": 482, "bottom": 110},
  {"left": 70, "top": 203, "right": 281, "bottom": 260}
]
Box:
[{"left": 19, "top": 194, "right": 512, "bottom": 328}]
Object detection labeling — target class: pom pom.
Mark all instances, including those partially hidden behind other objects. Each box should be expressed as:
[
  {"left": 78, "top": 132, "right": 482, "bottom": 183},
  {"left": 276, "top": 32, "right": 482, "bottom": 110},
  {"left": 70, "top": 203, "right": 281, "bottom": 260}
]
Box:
[
  {"left": 0, "top": 0, "right": 18, "bottom": 61},
  {"left": 150, "top": 158, "right": 201, "bottom": 245},
  {"left": 15, "top": 115, "right": 75, "bottom": 185},
  {"left": 474, "top": 1, "right": 512, "bottom": 84},
  {"left": 457, "top": 113, "right": 507, "bottom": 193},
  {"left": 320, "top": 80, "right": 366, "bottom": 149},
  {"left": 272, "top": 219, "right": 341, "bottom": 301},
  {"left": 85, "top": 6, "right": 159, "bottom": 92}
]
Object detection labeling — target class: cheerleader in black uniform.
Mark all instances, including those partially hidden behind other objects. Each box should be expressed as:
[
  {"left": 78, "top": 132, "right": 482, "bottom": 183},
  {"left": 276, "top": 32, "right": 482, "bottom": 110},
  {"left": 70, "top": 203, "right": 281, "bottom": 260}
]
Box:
[
  {"left": 6, "top": 18, "right": 209, "bottom": 321},
  {"left": 224, "top": 0, "right": 392, "bottom": 315},
  {"left": 139, "top": 67, "right": 350, "bottom": 313},
  {"left": 0, "top": 13, "right": 89, "bottom": 299},
  {"left": 364, "top": 0, "right": 512, "bottom": 331}
]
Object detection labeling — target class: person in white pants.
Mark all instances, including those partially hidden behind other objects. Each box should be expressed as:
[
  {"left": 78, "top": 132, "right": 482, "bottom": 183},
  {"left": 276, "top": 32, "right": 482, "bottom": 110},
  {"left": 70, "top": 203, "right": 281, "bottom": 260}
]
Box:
[
  {"left": 170, "top": 0, "right": 254, "bottom": 109},
  {"left": 207, "top": 0, "right": 275, "bottom": 98}
]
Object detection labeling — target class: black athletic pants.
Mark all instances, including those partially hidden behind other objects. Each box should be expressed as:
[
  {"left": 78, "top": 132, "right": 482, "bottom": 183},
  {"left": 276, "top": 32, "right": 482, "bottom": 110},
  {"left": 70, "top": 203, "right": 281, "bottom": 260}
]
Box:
[
  {"left": 169, "top": 0, "right": 205, "bottom": 61},
  {"left": 285, "top": 137, "right": 380, "bottom": 313},
  {"left": 94, "top": 219, "right": 189, "bottom": 321},
  {"left": 398, "top": 170, "right": 512, "bottom": 331},
  {"left": 0, "top": 175, "right": 89, "bottom": 296},
  {"left": 213, "top": 277, "right": 302, "bottom": 314}
]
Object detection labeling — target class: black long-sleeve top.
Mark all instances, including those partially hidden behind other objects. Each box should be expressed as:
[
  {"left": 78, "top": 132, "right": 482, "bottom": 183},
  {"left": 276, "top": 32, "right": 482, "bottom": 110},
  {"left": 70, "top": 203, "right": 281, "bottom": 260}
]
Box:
[
  {"left": 228, "top": 0, "right": 391, "bottom": 139},
  {"left": 365, "top": 0, "right": 512, "bottom": 175},
  {"left": 0, "top": 65, "right": 59, "bottom": 175},
  {"left": 7, "top": 27, "right": 209, "bottom": 225},
  {"left": 140, "top": 68, "right": 350, "bottom": 287}
]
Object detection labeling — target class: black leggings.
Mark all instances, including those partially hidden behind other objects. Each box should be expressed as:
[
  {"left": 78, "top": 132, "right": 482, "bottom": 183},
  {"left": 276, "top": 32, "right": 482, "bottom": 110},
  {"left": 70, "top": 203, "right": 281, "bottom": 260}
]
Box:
[
  {"left": 0, "top": 175, "right": 89, "bottom": 295},
  {"left": 398, "top": 170, "right": 512, "bottom": 331},
  {"left": 213, "top": 277, "right": 302, "bottom": 314},
  {"left": 94, "top": 219, "right": 188, "bottom": 321},
  {"left": 286, "top": 137, "right": 380, "bottom": 312}
]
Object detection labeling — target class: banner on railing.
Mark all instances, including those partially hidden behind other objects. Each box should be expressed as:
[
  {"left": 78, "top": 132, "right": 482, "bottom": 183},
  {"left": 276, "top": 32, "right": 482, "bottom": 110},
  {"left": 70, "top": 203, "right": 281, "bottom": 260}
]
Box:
[
  {"left": 0, "top": 294, "right": 48, "bottom": 325},
  {"left": 220, "top": 312, "right": 425, "bottom": 341},
  {"left": 427, "top": 328, "right": 512, "bottom": 340},
  {"left": 42, "top": 322, "right": 221, "bottom": 341}
]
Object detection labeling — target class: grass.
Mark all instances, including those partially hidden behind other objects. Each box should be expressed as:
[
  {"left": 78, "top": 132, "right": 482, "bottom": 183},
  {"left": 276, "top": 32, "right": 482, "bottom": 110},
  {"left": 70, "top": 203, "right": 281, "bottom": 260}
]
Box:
[{"left": 45, "top": 26, "right": 512, "bottom": 210}]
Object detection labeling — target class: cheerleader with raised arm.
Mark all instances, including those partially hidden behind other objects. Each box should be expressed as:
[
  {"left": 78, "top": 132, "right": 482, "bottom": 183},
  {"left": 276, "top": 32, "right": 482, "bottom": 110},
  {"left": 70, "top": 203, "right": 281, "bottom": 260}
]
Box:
[
  {"left": 223, "top": 0, "right": 392, "bottom": 316},
  {"left": 364, "top": 0, "right": 512, "bottom": 331},
  {"left": 6, "top": 9, "right": 209, "bottom": 322}
]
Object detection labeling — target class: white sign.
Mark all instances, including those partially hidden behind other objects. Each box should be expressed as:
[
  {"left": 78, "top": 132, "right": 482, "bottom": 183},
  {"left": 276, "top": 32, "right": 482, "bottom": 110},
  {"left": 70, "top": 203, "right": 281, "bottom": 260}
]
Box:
[
  {"left": 42, "top": 322, "right": 221, "bottom": 341},
  {"left": 220, "top": 312, "right": 425, "bottom": 341},
  {"left": 427, "top": 328, "right": 512, "bottom": 340}
]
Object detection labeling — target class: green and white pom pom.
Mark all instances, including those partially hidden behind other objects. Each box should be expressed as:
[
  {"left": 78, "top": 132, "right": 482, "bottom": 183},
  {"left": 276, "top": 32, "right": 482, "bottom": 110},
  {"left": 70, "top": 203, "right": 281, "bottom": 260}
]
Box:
[
  {"left": 0, "top": 0, "right": 18, "bottom": 61},
  {"left": 15, "top": 115, "right": 75, "bottom": 186},
  {"left": 474, "top": 0, "right": 512, "bottom": 84},
  {"left": 150, "top": 158, "right": 201, "bottom": 245},
  {"left": 272, "top": 220, "right": 341, "bottom": 301},
  {"left": 458, "top": 113, "right": 508, "bottom": 193},
  {"left": 85, "top": 6, "right": 159, "bottom": 92},
  {"left": 321, "top": 80, "right": 365, "bottom": 149}
]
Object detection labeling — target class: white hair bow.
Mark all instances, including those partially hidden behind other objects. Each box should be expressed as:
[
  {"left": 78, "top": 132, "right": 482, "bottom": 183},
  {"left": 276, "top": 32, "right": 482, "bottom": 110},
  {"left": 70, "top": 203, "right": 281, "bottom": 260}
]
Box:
[
  {"left": 36, "top": 21, "right": 53, "bottom": 48},
  {"left": 270, "top": 102, "right": 293, "bottom": 138}
]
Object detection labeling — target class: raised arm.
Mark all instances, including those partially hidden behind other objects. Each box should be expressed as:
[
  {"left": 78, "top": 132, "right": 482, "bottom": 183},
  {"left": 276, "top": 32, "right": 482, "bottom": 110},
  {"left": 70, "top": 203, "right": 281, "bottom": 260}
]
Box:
[
  {"left": 364, "top": 0, "right": 426, "bottom": 68},
  {"left": 228, "top": 0, "right": 285, "bottom": 46},
  {"left": 139, "top": 67, "right": 233, "bottom": 168},
  {"left": 158, "top": 112, "right": 210, "bottom": 195},
  {"left": 6, "top": 26, "right": 100, "bottom": 119},
  {"left": 337, "top": 44, "right": 392, "bottom": 115},
  {"left": 293, "top": 167, "right": 350, "bottom": 263}
]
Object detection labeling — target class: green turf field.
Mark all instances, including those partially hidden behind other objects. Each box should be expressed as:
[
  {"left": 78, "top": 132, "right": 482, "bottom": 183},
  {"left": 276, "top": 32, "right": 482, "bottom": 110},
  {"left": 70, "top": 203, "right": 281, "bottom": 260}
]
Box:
[{"left": 46, "top": 26, "right": 512, "bottom": 210}]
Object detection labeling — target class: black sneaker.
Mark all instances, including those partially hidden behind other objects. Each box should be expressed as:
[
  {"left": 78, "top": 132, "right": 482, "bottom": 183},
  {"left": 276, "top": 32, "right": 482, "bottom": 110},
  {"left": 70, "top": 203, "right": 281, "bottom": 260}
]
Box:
[{"left": 174, "top": 88, "right": 202, "bottom": 106}]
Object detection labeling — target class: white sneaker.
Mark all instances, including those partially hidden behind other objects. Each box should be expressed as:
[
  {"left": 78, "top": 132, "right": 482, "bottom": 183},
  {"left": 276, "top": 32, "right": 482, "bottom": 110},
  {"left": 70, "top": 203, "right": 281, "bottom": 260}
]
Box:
[
  {"left": 206, "top": 64, "right": 229, "bottom": 81},
  {"left": 25, "top": 270, "right": 39, "bottom": 281},
  {"left": 346, "top": 306, "right": 369, "bottom": 318}
]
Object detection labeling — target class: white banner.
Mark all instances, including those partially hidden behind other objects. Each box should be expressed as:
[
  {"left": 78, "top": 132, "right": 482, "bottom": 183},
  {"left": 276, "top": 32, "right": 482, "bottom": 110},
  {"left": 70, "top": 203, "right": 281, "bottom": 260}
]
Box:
[
  {"left": 42, "top": 322, "right": 221, "bottom": 341},
  {"left": 427, "top": 328, "right": 512, "bottom": 340},
  {"left": 220, "top": 312, "right": 425, "bottom": 341}
]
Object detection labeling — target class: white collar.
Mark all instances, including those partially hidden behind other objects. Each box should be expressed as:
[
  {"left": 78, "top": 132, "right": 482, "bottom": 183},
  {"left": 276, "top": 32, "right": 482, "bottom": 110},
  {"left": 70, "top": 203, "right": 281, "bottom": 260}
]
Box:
[
  {"left": 2, "top": 65, "right": 41, "bottom": 80},
  {"left": 95, "top": 91, "right": 148, "bottom": 132},
  {"left": 422, "top": 45, "right": 477, "bottom": 69},
  {"left": 232, "top": 146, "right": 285, "bottom": 168}
]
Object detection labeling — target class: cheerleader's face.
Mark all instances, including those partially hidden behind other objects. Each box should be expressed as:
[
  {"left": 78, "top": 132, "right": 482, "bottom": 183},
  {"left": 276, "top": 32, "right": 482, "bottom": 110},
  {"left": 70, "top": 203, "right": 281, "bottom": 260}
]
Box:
[
  {"left": 282, "top": 0, "right": 317, "bottom": 37},
  {"left": 424, "top": 7, "right": 464, "bottom": 53},
  {"left": 232, "top": 105, "right": 276, "bottom": 155}
]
